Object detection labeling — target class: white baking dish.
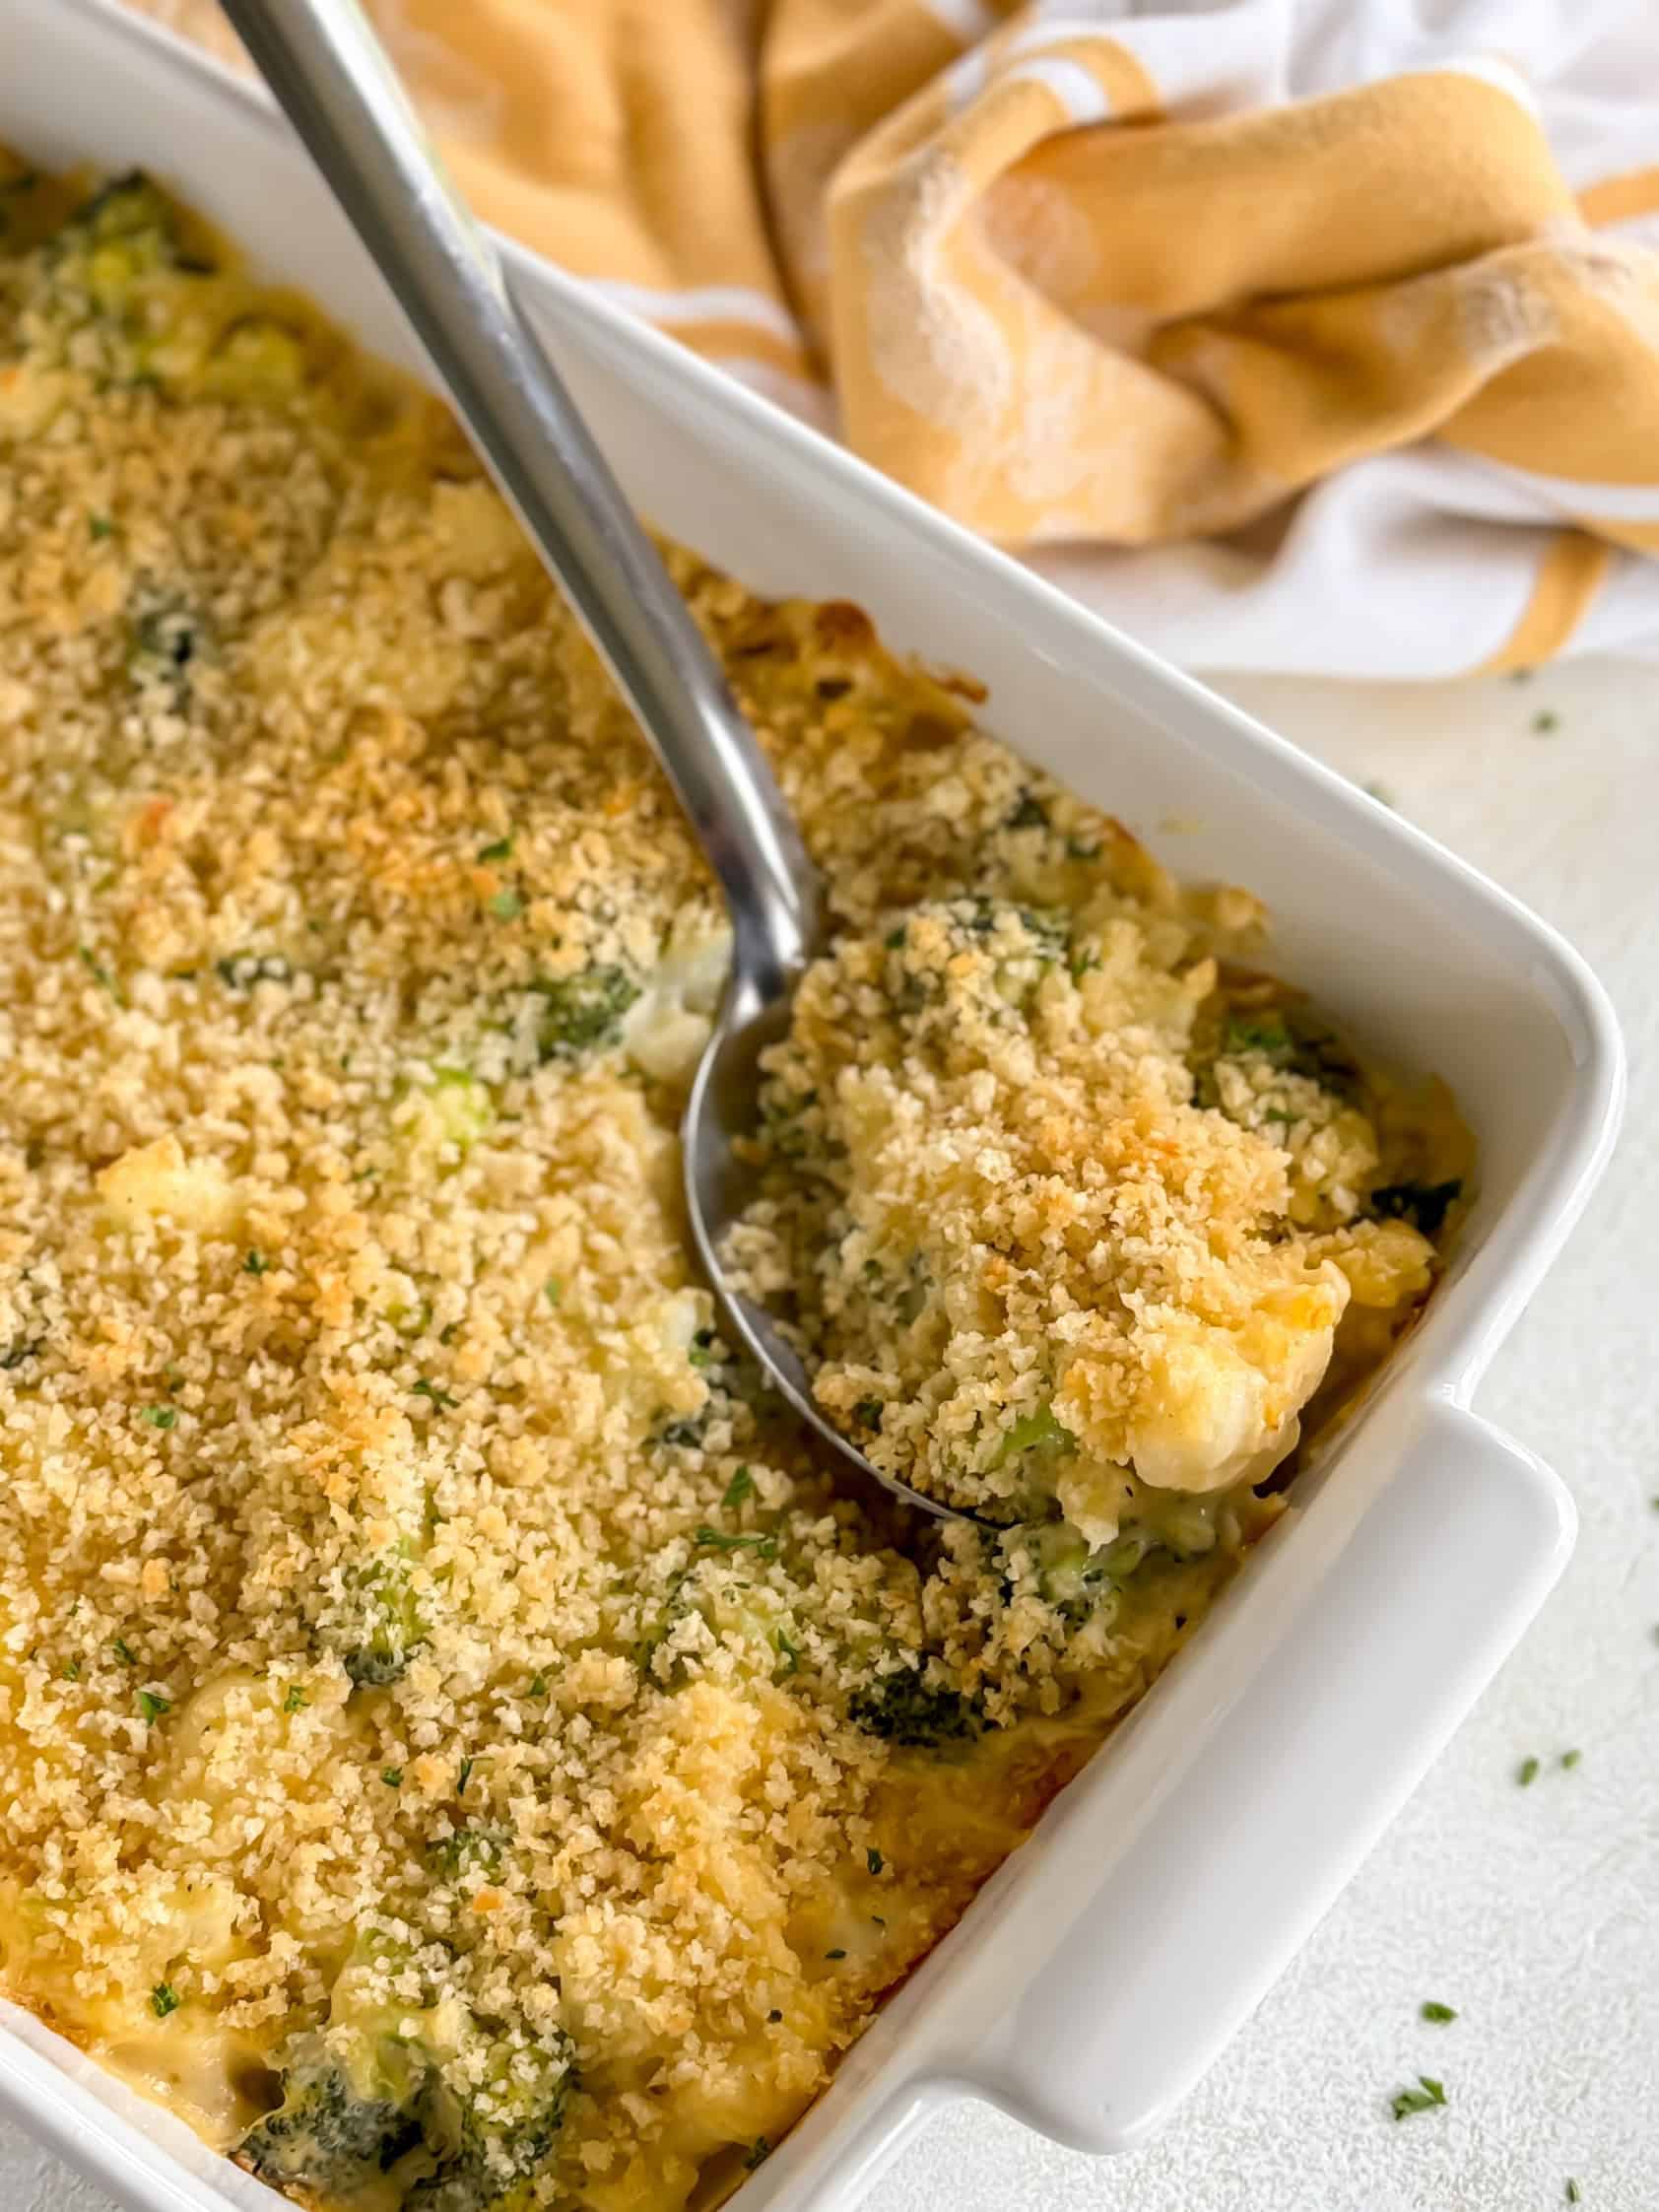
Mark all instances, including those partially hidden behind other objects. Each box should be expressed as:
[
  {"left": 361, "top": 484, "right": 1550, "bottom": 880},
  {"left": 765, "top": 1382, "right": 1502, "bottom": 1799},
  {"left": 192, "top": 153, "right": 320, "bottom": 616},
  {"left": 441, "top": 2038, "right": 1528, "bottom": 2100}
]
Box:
[{"left": 0, "top": 5, "right": 1624, "bottom": 2208}]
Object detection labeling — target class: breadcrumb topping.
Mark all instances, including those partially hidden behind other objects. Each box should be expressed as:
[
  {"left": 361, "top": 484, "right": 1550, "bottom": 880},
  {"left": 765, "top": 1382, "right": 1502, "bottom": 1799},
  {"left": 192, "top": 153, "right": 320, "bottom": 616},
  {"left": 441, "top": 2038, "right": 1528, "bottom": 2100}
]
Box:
[{"left": 0, "top": 161, "right": 1468, "bottom": 2212}]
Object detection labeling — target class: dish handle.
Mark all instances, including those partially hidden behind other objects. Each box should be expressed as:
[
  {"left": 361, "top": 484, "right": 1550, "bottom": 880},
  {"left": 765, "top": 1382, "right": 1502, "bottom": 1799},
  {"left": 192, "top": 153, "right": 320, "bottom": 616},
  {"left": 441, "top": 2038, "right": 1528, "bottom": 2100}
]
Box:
[{"left": 932, "top": 1393, "right": 1575, "bottom": 2154}]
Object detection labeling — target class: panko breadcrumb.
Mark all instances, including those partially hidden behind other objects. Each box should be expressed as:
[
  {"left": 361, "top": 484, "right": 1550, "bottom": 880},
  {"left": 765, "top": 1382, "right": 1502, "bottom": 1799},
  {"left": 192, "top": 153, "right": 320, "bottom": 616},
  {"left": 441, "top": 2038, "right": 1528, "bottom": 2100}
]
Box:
[{"left": 0, "top": 160, "right": 1470, "bottom": 2212}]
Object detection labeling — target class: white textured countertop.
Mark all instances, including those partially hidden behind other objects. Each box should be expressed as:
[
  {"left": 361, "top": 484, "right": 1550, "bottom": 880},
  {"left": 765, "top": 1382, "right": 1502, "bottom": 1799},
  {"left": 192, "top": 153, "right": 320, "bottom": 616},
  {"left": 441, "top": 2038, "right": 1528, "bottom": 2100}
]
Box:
[{"left": 9, "top": 657, "right": 1656, "bottom": 2212}]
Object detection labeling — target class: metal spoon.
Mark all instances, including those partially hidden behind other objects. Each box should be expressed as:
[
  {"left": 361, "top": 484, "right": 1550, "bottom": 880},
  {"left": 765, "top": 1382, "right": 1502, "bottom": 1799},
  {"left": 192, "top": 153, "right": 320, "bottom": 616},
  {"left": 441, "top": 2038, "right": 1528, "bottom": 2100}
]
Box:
[{"left": 221, "top": 0, "right": 962, "bottom": 1522}]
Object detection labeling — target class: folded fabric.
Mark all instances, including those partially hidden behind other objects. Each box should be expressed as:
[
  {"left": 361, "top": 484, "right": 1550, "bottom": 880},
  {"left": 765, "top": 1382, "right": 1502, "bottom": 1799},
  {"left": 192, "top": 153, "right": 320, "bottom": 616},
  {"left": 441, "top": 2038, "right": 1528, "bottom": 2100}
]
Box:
[{"left": 123, "top": 0, "right": 1659, "bottom": 678}]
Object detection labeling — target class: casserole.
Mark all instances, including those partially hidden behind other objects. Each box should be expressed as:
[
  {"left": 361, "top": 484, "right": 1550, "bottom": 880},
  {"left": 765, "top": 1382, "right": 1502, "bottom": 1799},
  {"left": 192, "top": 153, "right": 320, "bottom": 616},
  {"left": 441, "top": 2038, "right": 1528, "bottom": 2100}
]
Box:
[{"left": 0, "top": 6, "right": 1624, "bottom": 2211}]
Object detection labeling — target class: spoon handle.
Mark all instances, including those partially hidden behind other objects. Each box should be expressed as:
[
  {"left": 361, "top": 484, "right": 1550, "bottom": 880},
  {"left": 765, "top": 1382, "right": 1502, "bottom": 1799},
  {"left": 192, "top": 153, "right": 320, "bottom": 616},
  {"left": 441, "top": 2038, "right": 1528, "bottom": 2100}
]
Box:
[{"left": 219, "top": 0, "right": 820, "bottom": 990}]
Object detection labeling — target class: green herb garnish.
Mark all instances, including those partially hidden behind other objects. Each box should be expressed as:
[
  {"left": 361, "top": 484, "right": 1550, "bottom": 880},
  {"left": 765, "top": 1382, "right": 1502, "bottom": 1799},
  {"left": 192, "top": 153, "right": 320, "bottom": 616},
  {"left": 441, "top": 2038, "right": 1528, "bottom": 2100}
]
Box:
[
  {"left": 150, "top": 1983, "right": 180, "bottom": 2019},
  {"left": 89, "top": 515, "right": 114, "bottom": 542},
  {"left": 111, "top": 1637, "right": 136, "bottom": 1666},
  {"left": 1390, "top": 2075, "right": 1447, "bottom": 2121},
  {"left": 457, "top": 1756, "right": 474, "bottom": 1794},
  {"left": 1420, "top": 2001, "right": 1457, "bottom": 2023},
  {"left": 545, "top": 1278, "right": 563, "bottom": 1307},
  {"left": 866, "top": 1847, "right": 884, "bottom": 1876},
  {"left": 1533, "top": 709, "right": 1559, "bottom": 734},
  {"left": 477, "top": 837, "right": 514, "bottom": 863},
  {"left": 137, "top": 1689, "right": 170, "bottom": 1724},
  {"left": 694, "top": 1526, "right": 778, "bottom": 1560},
  {"left": 743, "top": 2140, "right": 771, "bottom": 2172},
  {"left": 1518, "top": 1756, "right": 1541, "bottom": 1786},
  {"left": 282, "top": 1685, "right": 308, "bottom": 1714},
  {"left": 489, "top": 888, "right": 524, "bottom": 921},
  {"left": 412, "top": 1378, "right": 456, "bottom": 1411},
  {"left": 244, "top": 1249, "right": 268, "bottom": 1275},
  {"left": 381, "top": 1767, "right": 403, "bottom": 1788},
  {"left": 140, "top": 1404, "right": 176, "bottom": 1431},
  {"left": 722, "top": 1466, "right": 756, "bottom": 1508},
  {"left": 1559, "top": 1749, "right": 1581, "bottom": 1771},
  {"left": 78, "top": 946, "right": 121, "bottom": 1000}
]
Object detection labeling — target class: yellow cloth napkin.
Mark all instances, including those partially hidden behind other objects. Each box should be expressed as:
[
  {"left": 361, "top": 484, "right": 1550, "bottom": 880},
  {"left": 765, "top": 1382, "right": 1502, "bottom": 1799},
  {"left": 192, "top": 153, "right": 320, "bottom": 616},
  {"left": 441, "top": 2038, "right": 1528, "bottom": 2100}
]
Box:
[{"left": 123, "top": 0, "right": 1659, "bottom": 675}]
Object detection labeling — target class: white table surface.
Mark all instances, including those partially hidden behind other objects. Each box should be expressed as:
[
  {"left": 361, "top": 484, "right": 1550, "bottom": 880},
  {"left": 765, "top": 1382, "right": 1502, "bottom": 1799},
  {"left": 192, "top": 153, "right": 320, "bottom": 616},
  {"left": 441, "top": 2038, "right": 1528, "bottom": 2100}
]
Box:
[{"left": 8, "top": 656, "right": 1656, "bottom": 2212}]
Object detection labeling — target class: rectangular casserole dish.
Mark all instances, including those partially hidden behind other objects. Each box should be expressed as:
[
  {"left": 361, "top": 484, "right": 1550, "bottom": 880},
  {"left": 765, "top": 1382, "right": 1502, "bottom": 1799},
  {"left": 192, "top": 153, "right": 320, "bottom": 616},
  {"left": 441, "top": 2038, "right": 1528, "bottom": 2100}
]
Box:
[{"left": 0, "top": 4, "right": 1624, "bottom": 2208}]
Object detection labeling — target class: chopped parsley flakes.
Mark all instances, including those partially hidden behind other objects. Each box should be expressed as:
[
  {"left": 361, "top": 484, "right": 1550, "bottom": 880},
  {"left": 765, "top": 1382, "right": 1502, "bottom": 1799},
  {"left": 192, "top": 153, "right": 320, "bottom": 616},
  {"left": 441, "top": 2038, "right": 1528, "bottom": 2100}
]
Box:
[{"left": 1390, "top": 2074, "right": 1447, "bottom": 2121}]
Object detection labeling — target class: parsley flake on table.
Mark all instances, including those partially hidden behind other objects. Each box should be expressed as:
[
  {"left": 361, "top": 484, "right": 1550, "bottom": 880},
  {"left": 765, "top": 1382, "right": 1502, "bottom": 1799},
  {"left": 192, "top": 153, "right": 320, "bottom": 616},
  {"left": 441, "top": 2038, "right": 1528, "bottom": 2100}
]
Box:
[
  {"left": 1517, "top": 1755, "right": 1541, "bottom": 1786},
  {"left": 1420, "top": 2001, "right": 1457, "bottom": 2023},
  {"left": 1390, "top": 2074, "right": 1447, "bottom": 2121}
]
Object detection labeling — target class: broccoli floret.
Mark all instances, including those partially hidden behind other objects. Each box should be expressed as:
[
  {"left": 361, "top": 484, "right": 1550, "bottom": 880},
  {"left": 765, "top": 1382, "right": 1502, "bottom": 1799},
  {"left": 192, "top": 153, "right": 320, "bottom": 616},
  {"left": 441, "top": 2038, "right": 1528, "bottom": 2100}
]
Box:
[
  {"left": 199, "top": 314, "right": 310, "bottom": 404},
  {"left": 32, "top": 174, "right": 218, "bottom": 388},
  {"left": 650, "top": 1331, "right": 744, "bottom": 1452},
  {"left": 989, "top": 1402, "right": 1075, "bottom": 1469},
  {"left": 214, "top": 950, "right": 293, "bottom": 991},
  {"left": 238, "top": 2039, "right": 422, "bottom": 2195},
  {"left": 413, "top": 2031, "right": 577, "bottom": 2211},
  {"left": 425, "top": 1067, "right": 496, "bottom": 1150},
  {"left": 849, "top": 1668, "right": 983, "bottom": 1748},
  {"left": 318, "top": 1544, "right": 431, "bottom": 1688},
  {"left": 1367, "top": 1177, "right": 1463, "bottom": 1238},
  {"left": 426, "top": 1828, "right": 507, "bottom": 1886},
  {"left": 757, "top": 1084, "right": 818, "bottom": 1159},
  {"left": 1213, "top": 1007, "right": 1360, "bottom": 1101},
  {"left": 59, "top": 172, "right": 208, "bottom": 286},
  {"left": 1027, "top": 1522, "right": 1108, "bottom": 1623},
  {"left": 530, "top": 967, "right": 639, "bottom": 1060},
  {"left": 1004, "top": 791, "right": 1050, "bottom": 831},
  {"left": 128, "top": 593, "right": 210, "bottom": 707}
]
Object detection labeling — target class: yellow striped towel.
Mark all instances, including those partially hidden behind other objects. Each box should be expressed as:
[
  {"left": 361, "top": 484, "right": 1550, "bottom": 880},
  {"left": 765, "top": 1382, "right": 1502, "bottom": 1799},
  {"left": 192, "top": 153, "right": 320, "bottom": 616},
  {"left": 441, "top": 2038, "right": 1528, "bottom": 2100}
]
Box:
[{"left": 121, "top": 0, "right": 1659, "bottom": 676}]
